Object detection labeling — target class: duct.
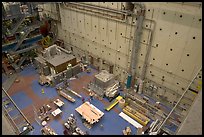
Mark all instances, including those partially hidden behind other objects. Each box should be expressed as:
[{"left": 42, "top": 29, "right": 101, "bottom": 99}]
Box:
[
  {"left": 62, "top": 2, "right": 155, "bottom": 88},
  {"left": 129, "top": 2, "right": 145, "bottom": 86},
  {"left": 66, "top": 2, "right": 130, "bottom": 15},
  {"left": 132, "top": 2, "right": 145, "bottom": 11},
  {"left": 139, "top": 11, "right": 156, "bottom": 94},
  {"left": 62, "top": 3, "right": 127, "bottom": 23},
  {"left": 125, "top": 2, "right": 134, "bottom": 11},
  {"left": 62, "top": 2, "right": 156, "bottom": 29},
  {"left": 140, "top": 30, "right": 153, "bottom": 78}
]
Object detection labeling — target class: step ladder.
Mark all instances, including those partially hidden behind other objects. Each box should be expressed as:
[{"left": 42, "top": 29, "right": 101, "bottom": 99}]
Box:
[
  {"left": 2, "top": 88, "right": 33, "bottom": 135},
  {"left": 156, "top": 68, "right": 202, "bottom": 135}
]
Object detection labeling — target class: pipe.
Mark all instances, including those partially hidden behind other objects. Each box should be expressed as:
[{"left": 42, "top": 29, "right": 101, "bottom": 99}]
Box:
[
  {"left": 66, "top": 2, "right": 129, "bottom": 15},
  {"left": 129, "top": 2, "right": 145, "bottom": 87},
  {"left": 62, "top": 2, "right": 156, "bottom": 29},
  {"left": 139, "top": 9, "right": 156, "bottom": 94},
  {"left": 132, "top": 2, "right": 145, "bottom": 11},
  {"left": 155, "top": 67, "right": 202, "bottom": 134},
  {"left": 62, "top": 2, "right": 156, "bottom": 86},
  {"left": 62, "top": 3, "right": 126, "bottom": 23}
]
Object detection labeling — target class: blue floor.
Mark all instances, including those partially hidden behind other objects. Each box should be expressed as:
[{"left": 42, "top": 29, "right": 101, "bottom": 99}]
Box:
[
  {"left": 49, "top": 120, "right": 65, "bottom": 135},
  {"left": 8, "top": 108, "right": 20, "bottom": 118},
  {"left": 11, "top": 91, "right": 33, "bottom": 110},
  {"left": 57, "top": 95, "right": 137, "bottom": 135},
  {"left": 30, "top": 122, "right": 42, "bottom": 135},
  {"left": 29, "top": 79, "right": 138, "bottom": 135},
  {"left": 20, "top": 64, "right": 37, "bottom": 77},
  {"left": 164, "top": 124, "right": 178, "bottom": 133},
  {"left": 23, "top": 66, "right": 139, "bottom": 135},
  {"left": 31, "top": 80, "right": 58, "bottom": 99},
  {"left": 6, "top": 64, "right": 178, "bottom": 135}
]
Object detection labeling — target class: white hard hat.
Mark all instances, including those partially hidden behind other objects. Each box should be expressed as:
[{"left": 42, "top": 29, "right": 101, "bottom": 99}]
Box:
[{"left": 64, "top": 123, "right": 68, "bottom": 126}]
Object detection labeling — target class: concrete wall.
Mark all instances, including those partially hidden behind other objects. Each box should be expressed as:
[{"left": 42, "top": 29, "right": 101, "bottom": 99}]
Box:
[{"left": 40, "top": 2, "right": 202, "bottom": 107}]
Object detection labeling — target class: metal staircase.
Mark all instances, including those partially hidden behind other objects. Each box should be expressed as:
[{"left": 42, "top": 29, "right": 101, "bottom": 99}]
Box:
[
  {"left": 15, "top": 43, "right": 39, "bottom": 54},
  {"left": 156, "top": 68, "right": 202, "bottom": 135},
  {"left": 14, "top": 24, "right": 41, "bottom": 51},
  {"left": 18, "top": 56, "right": 27, "bottom": 67},
  {"left": 10, "top": 14, "right": 26, "bottom": 35}
]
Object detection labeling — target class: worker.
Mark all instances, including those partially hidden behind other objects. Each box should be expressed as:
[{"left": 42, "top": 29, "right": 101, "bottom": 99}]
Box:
[
  {"left": 41, "top": 88, "right": 45, "bottom": 94},
  {"left": 81, "top": 112, "right": 85, "bottom": 123},
  {"left": 81, "top": 97, "right": 85, "bottom": 103},
  {"left": 43, "top": 105, "right": 47, "bottom": 114},
  {"left": 100, "top": 124, "right": 104, "bottom": 129},
  {"left": 40, "top": 107, "right": 44, "bottom": 114},
  {"left": 63, "top": 129, "right": 68, "bottom": 135},
  {"left": 70, "top": 114, "right": 76, "bottom": 120},
  {"left": 89, "top": 92, "right": 93, "bottom": 100},
  {"left": 155, "top": 102, "right": 160, "bottom": 109}
]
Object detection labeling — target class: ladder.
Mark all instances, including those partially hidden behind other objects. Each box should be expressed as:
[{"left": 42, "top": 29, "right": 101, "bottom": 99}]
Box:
[
  {"left": 156, "top": 68, "right": 202, "bottom": 135},
  {"left": 14, "top": 23, "right": 41, "bottom": 51},
  {"left": 2, "top": 88, "right": 33, "bottom": 135}
]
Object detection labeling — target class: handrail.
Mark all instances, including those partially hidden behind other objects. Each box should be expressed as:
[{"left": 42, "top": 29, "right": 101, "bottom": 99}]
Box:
[
  {"left": 2, "top": 88, "right": 32, "bottom": 132},
  {"left": 156, "top": 67, "right": 202, "bottom": 134}
]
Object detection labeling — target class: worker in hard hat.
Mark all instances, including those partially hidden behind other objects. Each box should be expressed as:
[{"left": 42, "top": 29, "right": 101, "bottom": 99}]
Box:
[
  {"left": 41, "top": 88, "right": 45, "bottom": 94},
  {"left": 89, "top": 92, "right": 94, "bottom": 100}
]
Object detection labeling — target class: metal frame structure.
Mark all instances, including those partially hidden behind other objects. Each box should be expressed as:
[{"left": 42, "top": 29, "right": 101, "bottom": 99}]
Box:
[{"left": 2, "top": 88, "right": 33, "bottom": 135}]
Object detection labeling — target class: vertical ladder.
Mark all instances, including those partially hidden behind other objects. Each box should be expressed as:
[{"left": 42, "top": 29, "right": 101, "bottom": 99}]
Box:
[{"left": 156, "top": 68, "right": 202, "bottom": 135}]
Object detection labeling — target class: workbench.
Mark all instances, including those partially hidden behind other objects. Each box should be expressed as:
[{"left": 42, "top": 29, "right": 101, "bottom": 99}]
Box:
[
  {"left": 75, "top": 102, "right": 104, "bottom": 124},
  {"left": 51, "top": 108, "right": 62, "bottom": 117},
  {"left": 54, "top": 99, "right": 64, "bottom": 107}
]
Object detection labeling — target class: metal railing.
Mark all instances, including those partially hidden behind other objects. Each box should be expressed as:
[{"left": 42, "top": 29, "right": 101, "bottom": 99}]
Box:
[
  {"left": 156, "top": 67, "right": 202, "bottom": 134},
  {"left": 2, "top": 88, "right": 33, "bottom": 135}
]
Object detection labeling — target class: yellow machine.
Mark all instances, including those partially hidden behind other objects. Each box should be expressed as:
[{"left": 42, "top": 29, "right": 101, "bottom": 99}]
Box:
[
  {"left": 123, "top": 106, "right": 150, "bottom": 126},
  {"left": 105, "top": 96, "right": 122, "bottom": 111},
  {"left": 41, "top": 35, "right": 52, "bottom": 48}
]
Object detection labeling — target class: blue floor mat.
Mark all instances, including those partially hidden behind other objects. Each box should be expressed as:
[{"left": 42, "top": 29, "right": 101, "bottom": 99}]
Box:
[
  {"left": 20, "top": 64, "right": 37, "bottom": 76},
  {"left": 57, "top": 95, "right": 137, "bottom": 135},
  {"left": 31, "top": 80, "right": 58, "bottom": 99},
  {"left": 8, "top": 108, "right": 20, "bottom": 118},
  {"left": 31, "top": 121, "right": 42, "bottom": 135},
  {"left": 164, "top": 124, "right": 178, "bottom": 133},
  {"left": 11, "top": 92, "right": 33, "bottom": 110},
  {"left": 49, "top": 119, "right": 65, "bottom": 135},
  {"left": 88, "top": 98, "right": 137, "bottom": 135},
  {"left": 9, "top": 65, "right": 177, "bottom": 135}
]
